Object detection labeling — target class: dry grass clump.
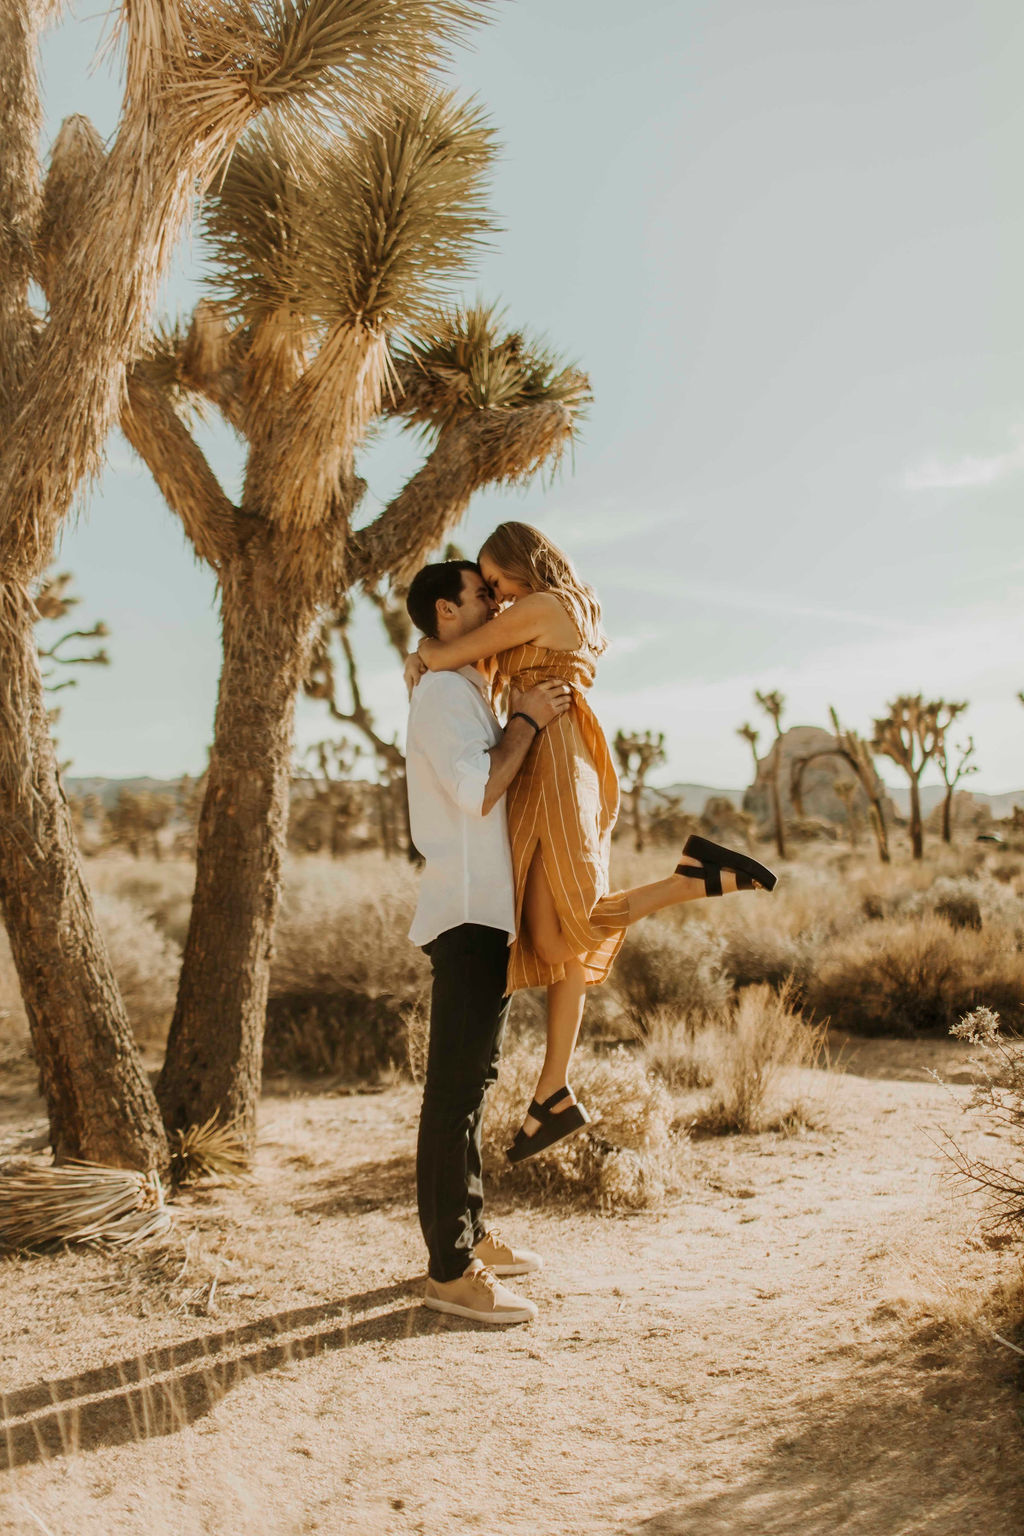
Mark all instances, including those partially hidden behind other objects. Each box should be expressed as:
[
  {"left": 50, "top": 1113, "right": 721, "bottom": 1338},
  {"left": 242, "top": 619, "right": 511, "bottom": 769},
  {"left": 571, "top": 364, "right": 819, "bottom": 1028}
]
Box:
[
  {"left": 0, "top": 927, "right": 28, "bottom": 1052},
  {"left": 266, "top": 856, "right": 430, "bottom": 1076},
  {"left": 482, "top": 1042, "right": 676, "bottom": 1211},
  {"left": 87, "top": 857, "right": 197, "bottom": 946},
  {"left": 689, "top": 983, "right": 826, "bottom": 1135},
  {"left": 272, "top": 855, "right": 427, "bottom": 1005},
  {"left": 169, "top": 1115, "right": 249, "bottom": 1186},
  {"left": 806, "top": 917, "right": 1024, "bottom": 1037},
  {"left": 609, "top": 918, "right": 729, "bottom": 1033}
]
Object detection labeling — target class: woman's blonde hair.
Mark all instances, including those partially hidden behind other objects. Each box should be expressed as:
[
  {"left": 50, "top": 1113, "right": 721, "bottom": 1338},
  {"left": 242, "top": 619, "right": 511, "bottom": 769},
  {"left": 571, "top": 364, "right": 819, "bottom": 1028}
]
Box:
[{"left": 478, "top": 522, "right": 607, "bottom": 654}]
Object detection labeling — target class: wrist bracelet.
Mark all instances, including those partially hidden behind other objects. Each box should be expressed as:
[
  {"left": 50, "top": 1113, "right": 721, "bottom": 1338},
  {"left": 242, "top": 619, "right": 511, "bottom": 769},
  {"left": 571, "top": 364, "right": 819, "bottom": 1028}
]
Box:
[{"left": 509, "top": 710, "right": 541, "bottom": 736}]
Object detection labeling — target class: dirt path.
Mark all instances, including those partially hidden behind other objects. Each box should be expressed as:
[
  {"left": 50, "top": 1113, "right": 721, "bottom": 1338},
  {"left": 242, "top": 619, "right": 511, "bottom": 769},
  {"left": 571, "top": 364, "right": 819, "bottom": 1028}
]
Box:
[{"left": 1, "top": 1047, "right": 1022, "bottom": 1535}]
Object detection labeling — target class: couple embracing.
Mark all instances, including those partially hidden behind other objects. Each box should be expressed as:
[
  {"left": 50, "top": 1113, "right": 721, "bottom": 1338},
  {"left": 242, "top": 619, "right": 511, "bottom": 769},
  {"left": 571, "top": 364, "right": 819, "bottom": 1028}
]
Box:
[{"left": 404, "top": 521, "right": 777, "bottom": 1326}]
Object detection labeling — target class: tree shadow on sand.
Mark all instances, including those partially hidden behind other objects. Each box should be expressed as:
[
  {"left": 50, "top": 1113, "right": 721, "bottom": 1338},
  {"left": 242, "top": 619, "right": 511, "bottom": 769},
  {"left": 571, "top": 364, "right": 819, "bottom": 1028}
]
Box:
[
  {"left": 623, "top": 1315, "right": 1024, "bottom": 1536},
  {"left": 293, "top": 1153, "right": 415, "bottom": 1217},
  {"left": 0, "top": 1275, "right": 478, "bottom": 1471}
]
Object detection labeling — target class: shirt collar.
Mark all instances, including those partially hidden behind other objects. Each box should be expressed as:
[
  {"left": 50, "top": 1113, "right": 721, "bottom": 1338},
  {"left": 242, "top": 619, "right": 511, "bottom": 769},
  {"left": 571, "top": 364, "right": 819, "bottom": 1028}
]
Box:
[{"left": 458, "top": 664, "right": 490, "bottom": 698}]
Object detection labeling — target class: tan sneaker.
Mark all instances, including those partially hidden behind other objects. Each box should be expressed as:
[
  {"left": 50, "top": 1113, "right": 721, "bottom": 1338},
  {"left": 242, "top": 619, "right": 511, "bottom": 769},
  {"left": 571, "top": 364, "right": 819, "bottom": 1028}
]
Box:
[
  {"left": 423, "top": 1261, "right": 537, "bottom": 1325},
  {"left": 474, "top": 1227, "right": 543, "bottom": 1277}
]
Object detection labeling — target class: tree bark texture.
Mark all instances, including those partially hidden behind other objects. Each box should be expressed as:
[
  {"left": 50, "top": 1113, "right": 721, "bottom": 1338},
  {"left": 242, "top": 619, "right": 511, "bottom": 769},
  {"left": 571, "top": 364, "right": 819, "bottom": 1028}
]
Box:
[
  {"left": 156, "top": 550, "right": 322, "bottom": 1149},
  {"left": 0, "top": 591, "right": 168, "bottom": 1170}
]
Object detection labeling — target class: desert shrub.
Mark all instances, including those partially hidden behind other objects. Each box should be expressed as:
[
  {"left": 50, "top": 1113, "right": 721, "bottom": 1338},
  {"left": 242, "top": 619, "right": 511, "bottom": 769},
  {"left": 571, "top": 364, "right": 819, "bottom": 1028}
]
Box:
[
  {"left": 264, "top": 858, "right": 429, "bottom": 1076},
  {"left": 690, "top": 983, "right": 825, "bottom": 1135},
  {"left": 608, "top": 918, "right": 729, "bottom": 1033},
  {"left": 0, "top": 927, "right": 28, "bottom": 1054},
  {"left": 91, "top": 893, "right": 182, "bottom": 1043},
  {"left": 807, "top": 916, "right": 1024, "bottom": 1036},
  {"left": 943, "top": 1008, "right": 1024, "bottom": 1232},
  {"left": 263, "top": 990, "right": 411, "bottom": 1078},
  {"left": 271, "top": 857, "right": 427, "bottom": 1006},
  {"left": 482, "top": 1041, "right": 675, "bottom": 1211},
  {"left": 87, "top": 858, "right": 197, "bottom": 946},
  {"left": 637, "top": 1006, "right": 720, "bottom": 1089}
]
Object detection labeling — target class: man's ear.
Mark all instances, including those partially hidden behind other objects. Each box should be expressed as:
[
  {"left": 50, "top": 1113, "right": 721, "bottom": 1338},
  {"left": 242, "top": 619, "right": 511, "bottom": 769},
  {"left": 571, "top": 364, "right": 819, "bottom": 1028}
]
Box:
[{"left": 435, "top": 597, "right": 457, "bottom": 626}]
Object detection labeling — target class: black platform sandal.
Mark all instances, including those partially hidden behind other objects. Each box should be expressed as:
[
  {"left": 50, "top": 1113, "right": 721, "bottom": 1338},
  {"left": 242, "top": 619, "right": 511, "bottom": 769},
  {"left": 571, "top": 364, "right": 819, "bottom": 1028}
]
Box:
[
  {"left": 506, "top": 1087, "right": 590, "bottom": 1165},
  {"left": 675, "top": 833, "right": 778, "bottom": 895}
]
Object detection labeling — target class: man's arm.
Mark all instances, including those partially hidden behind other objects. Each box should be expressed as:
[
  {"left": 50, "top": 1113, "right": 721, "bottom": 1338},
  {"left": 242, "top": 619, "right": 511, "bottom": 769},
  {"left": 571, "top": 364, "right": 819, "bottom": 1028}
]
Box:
[{"left": 481, "top": 680, "right": 570, "bottom": 815}]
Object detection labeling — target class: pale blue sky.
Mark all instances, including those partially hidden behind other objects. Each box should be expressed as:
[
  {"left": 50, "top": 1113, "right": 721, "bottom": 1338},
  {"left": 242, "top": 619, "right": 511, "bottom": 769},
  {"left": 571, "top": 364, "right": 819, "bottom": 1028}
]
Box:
[{"left": 37, "top": 0, "right": 1024, "bottom": 790}]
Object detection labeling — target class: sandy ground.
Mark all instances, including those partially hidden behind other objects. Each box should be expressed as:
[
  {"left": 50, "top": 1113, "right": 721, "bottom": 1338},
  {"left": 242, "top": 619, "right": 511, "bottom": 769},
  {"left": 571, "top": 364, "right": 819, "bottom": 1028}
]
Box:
[{"left": 0, "top": 1041, "right": 1022, "bottom": 1536}]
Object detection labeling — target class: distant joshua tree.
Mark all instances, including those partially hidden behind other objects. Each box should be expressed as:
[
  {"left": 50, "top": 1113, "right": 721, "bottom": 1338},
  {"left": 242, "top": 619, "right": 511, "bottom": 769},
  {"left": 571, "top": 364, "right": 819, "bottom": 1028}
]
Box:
[
  {"left": 753, "top": 690, "right": 787, "bottom": 859},
  {"left": 736, "top": 721, "right": 760, "bottom": 777},
  {"left": 935, "top": 733, "right": 978, "bottom": 845},
  {"left": 790, "top": 707, "right": 891, "bottom": 863},
  {"left": 613, "top": 730, "right": 667, "bottom": 852},
  {"left": 871, "top": 696, "right": 967, "bottom": 860}
]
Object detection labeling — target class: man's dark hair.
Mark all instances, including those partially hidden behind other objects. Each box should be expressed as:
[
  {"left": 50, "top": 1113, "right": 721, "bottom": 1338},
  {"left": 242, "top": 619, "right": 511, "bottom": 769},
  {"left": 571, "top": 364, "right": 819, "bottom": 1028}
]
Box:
[{"left": 405, "top": 560, "right": 481, "bottom": 639}]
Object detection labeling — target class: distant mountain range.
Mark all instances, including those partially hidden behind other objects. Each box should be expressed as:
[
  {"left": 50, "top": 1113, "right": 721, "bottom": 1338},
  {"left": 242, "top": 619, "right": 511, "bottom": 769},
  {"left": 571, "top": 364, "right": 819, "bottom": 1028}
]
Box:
[
  {"left": 66, "top": 775, "right": 1024, "bottom": 819},
  {"left": 646, "top": 782, "right": 1024, "bottom": 819}
]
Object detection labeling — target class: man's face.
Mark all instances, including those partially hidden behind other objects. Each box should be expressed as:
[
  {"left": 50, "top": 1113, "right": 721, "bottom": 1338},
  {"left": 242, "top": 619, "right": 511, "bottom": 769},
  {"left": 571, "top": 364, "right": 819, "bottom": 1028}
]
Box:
[{"left": 437, "top": 569, "right": 497, "bottom": 638}]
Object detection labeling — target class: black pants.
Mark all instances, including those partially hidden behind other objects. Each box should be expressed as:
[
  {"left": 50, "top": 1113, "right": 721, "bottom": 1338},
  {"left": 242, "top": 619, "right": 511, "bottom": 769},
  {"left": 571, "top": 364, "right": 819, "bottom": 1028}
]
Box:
[{"left": 416, "top": 924, "right": 511, "bottom": 1282}]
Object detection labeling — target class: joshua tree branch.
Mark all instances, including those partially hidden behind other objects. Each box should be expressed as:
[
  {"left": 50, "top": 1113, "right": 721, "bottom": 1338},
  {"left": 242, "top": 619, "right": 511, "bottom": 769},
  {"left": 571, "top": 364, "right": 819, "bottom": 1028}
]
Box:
[
  {"left": 0, "top": 0, "right": 43, "bottom": 431},
  {"left": 349, "top": 401, "right": 573, "bottom": 590},
  {"left": 122, "top": 366, "right": 240, "bottom": 571}
]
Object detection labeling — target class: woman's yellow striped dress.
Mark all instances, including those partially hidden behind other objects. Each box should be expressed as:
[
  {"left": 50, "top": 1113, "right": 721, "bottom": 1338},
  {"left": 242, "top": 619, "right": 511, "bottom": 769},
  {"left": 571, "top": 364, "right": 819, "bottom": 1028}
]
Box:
[{"left": 496, "top": 641, "right": 630, "bottom": 993}]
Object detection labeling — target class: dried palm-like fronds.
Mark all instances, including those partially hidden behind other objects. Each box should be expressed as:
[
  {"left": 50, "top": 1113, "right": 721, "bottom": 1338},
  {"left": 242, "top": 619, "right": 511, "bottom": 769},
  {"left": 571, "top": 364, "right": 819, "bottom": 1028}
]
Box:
[
  {"left": 170, "top": 1114, "right": 250, "bottom": 1185},
  {"left": 0, "top": 1163, "right": 170, "bottom": 1252},
  {"left": 294, "top": 88, "right": 496, "bottom": 332},
  {"left": 163, "top": 0, "right": 493, "bottom": 154},
  {"left": 249, "top": 89, "right": 496, "bottom": 526},
  {"left": 201, "top": 118, "right": 319, "bottom": 336},
  {"left": 393, "top": 301, "right": 592, "bottom": 435},
  {"left": 35, "top": 114, "right": 106, "bottom": 295}
]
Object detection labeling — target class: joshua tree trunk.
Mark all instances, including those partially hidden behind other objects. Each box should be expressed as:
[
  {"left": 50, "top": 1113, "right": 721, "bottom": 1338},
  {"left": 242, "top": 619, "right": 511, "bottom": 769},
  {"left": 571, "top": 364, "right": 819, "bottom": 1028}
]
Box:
[
  {"left": 0, "top": 592, "right": 168, "bottom": 1169},
  {"left": 156, "top": 549, "right": 322, "bottom": 1148},
  {"left": 769, "top": 760, "right": 787, "bottom": 860},
  {"left": 908, "top": 776, "right": 924, "bottom": 861},
  {"left": 941, "top": 786, "right": 954, "bottom": 845}
]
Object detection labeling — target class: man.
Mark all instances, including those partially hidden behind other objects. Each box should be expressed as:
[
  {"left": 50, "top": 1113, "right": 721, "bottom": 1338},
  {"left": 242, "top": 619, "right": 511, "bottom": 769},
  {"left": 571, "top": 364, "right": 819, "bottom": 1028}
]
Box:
[{"left": 405, "top": 558, "right": 570, "bottom": 1325}]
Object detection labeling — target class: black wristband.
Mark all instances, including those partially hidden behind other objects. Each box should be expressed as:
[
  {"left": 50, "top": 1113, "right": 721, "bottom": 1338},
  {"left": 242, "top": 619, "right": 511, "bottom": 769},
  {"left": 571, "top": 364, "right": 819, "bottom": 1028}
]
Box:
[{"left": 508, "top": 710, "right": 541, "bottom": 736}]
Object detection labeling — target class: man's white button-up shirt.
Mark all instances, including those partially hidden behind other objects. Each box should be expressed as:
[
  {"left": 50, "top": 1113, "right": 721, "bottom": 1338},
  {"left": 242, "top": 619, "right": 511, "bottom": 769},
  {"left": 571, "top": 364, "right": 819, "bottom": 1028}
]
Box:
[{"left": 406, "top": 666, "right": 516, "bottom": 948}]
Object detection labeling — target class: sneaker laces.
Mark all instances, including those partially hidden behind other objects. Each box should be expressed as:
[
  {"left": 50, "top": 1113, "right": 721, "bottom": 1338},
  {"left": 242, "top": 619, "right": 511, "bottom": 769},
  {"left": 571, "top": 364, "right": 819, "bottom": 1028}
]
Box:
[{"left": 470, "top": 1264, "right": 498, "bottom": 1295}]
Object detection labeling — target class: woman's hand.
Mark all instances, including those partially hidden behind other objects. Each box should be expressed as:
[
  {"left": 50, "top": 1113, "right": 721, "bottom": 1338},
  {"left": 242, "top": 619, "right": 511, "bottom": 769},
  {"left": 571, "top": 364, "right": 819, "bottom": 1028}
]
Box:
[{"left": 403, "top": 652, "right": 428, "bottom": 698}]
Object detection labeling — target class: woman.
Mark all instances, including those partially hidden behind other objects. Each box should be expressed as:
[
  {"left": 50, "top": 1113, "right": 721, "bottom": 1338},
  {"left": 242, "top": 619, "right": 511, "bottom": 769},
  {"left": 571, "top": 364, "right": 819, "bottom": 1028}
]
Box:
[{"left": 409, "top": 522, "right": 776, "bottom": 1162}]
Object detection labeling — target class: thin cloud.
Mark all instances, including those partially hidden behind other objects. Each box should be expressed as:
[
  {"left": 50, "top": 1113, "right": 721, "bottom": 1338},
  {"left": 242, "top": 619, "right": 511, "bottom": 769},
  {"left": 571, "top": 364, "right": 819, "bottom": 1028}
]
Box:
[{"left": 903, "top": 432, "right": 1024, "bottom": 491}]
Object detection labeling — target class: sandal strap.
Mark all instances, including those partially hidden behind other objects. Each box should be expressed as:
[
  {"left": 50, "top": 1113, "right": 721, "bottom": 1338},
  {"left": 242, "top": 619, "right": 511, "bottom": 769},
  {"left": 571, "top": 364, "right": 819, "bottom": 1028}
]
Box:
[
  {"left": 537, "top": 1086, "right": 573, "bottom": 1114},
  {"left": 674, "top": 861, "right": 723, "bottom": 897}
]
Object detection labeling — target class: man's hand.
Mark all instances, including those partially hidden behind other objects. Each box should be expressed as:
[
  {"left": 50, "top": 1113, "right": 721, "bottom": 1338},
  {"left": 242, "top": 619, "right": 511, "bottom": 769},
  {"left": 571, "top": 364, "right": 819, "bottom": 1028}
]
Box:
[
  {"left": 511, "top": 680, "right": 573, "bottom": 730},
  {"left": 403, "top": 652, "right": 428, "bottom": 699}
]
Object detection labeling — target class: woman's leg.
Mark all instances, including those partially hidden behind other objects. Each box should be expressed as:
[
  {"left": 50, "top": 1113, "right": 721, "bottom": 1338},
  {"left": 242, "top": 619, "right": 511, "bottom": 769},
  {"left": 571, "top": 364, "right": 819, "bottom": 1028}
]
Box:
[
  {"left": 620, "top": 854, "right": 745, "bottom": 925},
  {"left": 520, "top": 852, "right": 588, "bottom": 1135}
]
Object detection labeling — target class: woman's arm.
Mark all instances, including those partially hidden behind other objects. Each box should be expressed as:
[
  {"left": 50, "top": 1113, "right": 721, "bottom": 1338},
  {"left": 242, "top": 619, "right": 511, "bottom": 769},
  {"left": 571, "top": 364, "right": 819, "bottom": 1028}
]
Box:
[{"left": 418, "top": 593, "right": 557, "bottom": 671}]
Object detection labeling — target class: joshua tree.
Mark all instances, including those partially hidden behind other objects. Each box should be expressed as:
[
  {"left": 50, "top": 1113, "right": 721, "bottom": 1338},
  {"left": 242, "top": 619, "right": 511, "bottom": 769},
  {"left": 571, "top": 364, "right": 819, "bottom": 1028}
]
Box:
[
  {"left": 871, "top": 696, "right": 967, "bottom": 860},
  {"left": 613, "top": 730, "right": 666, "bottom": 853},
  {"left": 935, "top": 733, "right": 978, "bottom": 845},
  {"left": 790, "top": 706, "right": 891, "bottom": 863},
  {"left": 736, "top": 721, "right": 760, "bottom": 777},
  {"left": 122, "top": 115, "right": 589, "bottom": 1148},
  {"left": 3, "top": 0, "right": 465, "bottom": 1170},
  {"left": 832, "top": 778, "right": 860, "bottom": 847},
  {"left": 753, "top": 690, "right": 787, "bottom": 859}
]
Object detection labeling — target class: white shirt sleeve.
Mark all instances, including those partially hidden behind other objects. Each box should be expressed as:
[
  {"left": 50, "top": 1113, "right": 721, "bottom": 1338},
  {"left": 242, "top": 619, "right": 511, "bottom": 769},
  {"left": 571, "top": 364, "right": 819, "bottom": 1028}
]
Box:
[{"left": 411, "top": 673, "right": 494, "bottom": 818}]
